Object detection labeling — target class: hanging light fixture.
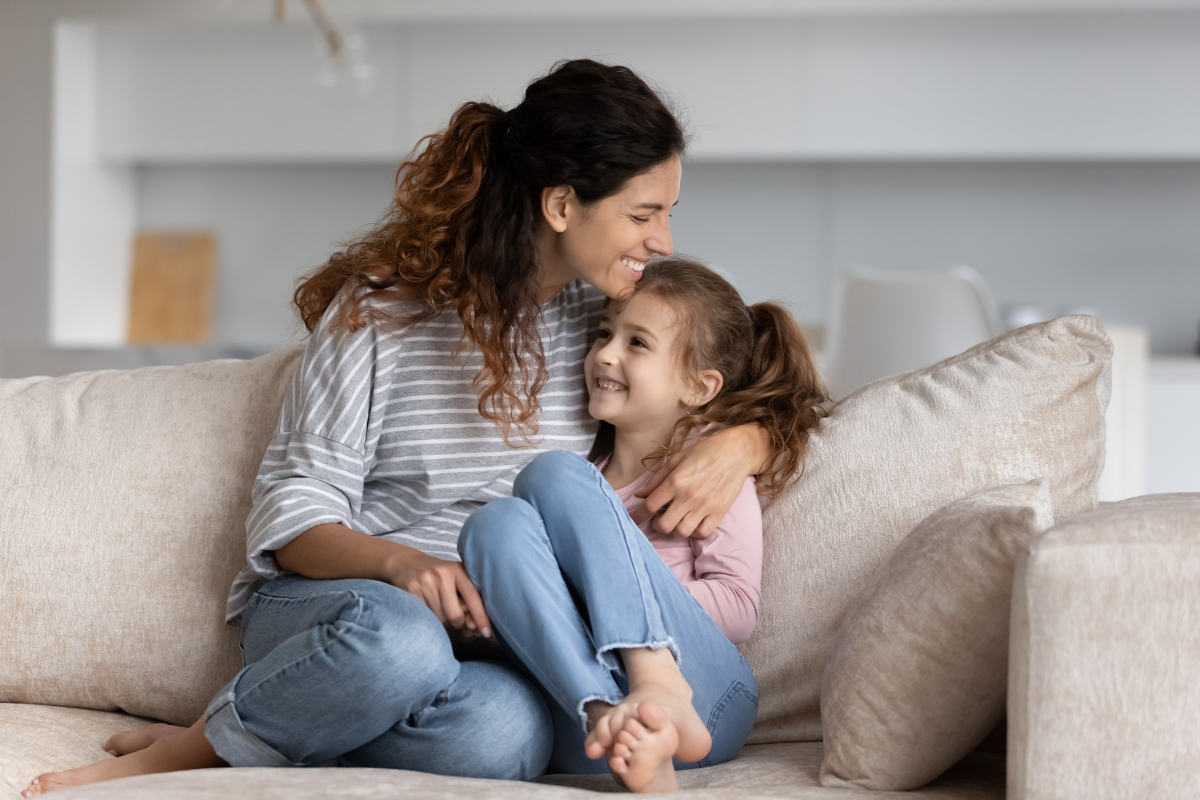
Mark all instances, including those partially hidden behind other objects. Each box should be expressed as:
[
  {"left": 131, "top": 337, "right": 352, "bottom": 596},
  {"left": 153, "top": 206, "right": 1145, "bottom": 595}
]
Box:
[{"left": 274, "top": 0, "right": 375, "bottom": 103}]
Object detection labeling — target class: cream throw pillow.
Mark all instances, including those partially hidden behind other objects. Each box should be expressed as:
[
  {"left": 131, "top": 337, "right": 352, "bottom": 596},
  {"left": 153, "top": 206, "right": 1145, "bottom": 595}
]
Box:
[
  {"left": 0, "top": 346, "right": 303, "bottom": 725},
  {"left": 818, "top": 480, "right": 1054, "bottom": 790},
  {"left": 740, "top": 315, "right": 1111, "bottom": 744}
]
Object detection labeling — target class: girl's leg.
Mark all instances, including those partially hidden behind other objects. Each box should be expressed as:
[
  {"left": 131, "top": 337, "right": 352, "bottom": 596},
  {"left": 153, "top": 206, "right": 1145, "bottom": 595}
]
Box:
[{"left": 459, "top": 452, "right": 757, "bottom": 790}]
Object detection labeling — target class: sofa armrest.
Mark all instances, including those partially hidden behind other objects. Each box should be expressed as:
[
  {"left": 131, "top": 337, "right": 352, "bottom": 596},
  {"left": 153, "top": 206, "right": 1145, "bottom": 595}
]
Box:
[{"left": 1008, "top": 494, "right": 1200, "bottom": 800}]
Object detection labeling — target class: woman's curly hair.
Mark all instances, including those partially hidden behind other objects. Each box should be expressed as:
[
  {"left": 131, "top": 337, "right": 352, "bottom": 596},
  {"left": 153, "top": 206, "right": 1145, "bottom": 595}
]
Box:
[{"left": 293, "top": 59, "right": 686, "bottom": 443}]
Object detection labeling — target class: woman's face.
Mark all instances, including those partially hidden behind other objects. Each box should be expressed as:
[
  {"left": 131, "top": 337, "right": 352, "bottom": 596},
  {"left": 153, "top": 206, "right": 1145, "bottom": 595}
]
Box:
[{"left": 537, "top": 157, "right": 682, "bottom": 301}]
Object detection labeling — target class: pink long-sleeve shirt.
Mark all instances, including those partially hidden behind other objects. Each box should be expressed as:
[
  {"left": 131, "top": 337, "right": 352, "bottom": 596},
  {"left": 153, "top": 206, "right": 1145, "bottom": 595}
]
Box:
[{"left": 596, "top": 458, "right": 763, "bottom": 645}]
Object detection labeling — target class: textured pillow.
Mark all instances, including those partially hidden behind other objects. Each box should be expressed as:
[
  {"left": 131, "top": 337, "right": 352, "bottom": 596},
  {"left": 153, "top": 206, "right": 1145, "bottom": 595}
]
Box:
[
  {"left": 740, "top": 315, "right": 1111, "bottom": 744},
  {"left": 0, "top": 345, "right": 303, "bottom": 725},
  {"left": 818, "top": 479, "right": 1054, "bottom": 790}
]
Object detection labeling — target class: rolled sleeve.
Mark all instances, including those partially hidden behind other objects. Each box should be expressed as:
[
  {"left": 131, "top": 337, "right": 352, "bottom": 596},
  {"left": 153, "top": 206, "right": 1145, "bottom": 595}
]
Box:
[{"left": 243, "top": 431, "right": 366, "bottom": 579}]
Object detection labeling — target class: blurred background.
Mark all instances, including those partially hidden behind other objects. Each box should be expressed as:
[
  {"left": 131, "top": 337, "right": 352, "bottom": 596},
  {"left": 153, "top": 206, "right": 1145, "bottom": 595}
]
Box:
[{"left": 1, "top": 0, "right": 1198, "bottom": 495}]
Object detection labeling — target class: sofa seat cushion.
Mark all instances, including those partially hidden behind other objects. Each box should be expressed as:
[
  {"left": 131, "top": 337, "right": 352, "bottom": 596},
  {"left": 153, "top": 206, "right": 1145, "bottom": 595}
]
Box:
[
  {"left": 0, "top": 704, "right": 156, "bottom": 798},
  {"left": 0, "top": 703, "right": 1004, "bottom": 799}
]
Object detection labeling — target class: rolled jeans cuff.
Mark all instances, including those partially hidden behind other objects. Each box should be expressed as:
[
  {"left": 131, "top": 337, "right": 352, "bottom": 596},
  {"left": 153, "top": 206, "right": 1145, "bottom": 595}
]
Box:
[{"left": 204, "top": 673, "right": 298, "bottom": 768}]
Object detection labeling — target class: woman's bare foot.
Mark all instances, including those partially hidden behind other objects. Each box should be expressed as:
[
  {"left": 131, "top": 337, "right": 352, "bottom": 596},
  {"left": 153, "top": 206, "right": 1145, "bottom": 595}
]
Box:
[
  {"left": 608, "top": 703, "right": 682, "bottom": 792},
  {"left": 103, "top": 723, "right": 186, "bottom": 757},
  {"left": 22, "top": 719, "right": 223, "bottom": 796},
  {"left": 583, "top": 647, "right": 711, "bottom": 793}
]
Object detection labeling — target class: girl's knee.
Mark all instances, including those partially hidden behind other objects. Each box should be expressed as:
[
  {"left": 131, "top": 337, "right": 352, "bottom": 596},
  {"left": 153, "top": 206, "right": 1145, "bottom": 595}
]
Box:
[
  {"left": 512, "top": 450, "right": 590, "bottom": 502},
  {"left": 458, "top": 497, "right": 543, "bottom": 568}
]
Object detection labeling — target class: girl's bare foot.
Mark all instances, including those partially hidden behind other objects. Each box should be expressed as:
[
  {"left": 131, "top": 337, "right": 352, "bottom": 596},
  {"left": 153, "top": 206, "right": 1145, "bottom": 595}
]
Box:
[
  {"left": 583, "top": 648, "right": 711, "bottom": 793},
  {"left": 103, "top": 723, "right": 186, "bottom": 756},
  {"left": 608, "top": 702, "right": 681, "bottom": 792},
  {"left": 22, "top": 719, "right": 223, "bottom": 796}
]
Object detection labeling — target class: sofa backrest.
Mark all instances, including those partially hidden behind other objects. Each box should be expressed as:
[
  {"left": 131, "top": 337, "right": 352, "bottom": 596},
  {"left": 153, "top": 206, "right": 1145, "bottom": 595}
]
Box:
[
  {"left": 741, "top": 315, "right": 1111, "bottom": 744},
  {"left": 0, "top": 345, "right": 303, "bottom": 724}
]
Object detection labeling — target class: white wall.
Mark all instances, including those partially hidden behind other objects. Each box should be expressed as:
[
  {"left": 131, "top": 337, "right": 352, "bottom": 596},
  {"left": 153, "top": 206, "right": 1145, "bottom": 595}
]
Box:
[
  {"left": 0, "top": 22, "right": 54, "bottom": 371},
  {"left": 136, "top": 160, "right": 1200, "bottom": 355}
]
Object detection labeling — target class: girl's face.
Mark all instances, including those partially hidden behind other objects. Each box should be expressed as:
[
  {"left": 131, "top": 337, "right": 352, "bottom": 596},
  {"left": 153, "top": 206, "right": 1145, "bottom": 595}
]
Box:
[
  {"left": 537, "top": 158, "right": 681, "bottom": 301},
  {"left": 584, "top": 291, "right": 721, "bottom": 438}
]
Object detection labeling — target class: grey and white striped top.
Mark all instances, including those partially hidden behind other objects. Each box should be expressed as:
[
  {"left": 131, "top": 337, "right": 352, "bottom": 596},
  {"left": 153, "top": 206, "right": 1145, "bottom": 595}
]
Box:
[{"left": 226, "top": 280, "right": 606, "bottom": 622}]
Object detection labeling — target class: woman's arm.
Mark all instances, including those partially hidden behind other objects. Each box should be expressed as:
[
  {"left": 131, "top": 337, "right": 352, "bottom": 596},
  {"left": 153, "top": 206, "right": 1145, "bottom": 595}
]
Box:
[
  {"left": 275, "top": 522, "right": 491, "bottom": 638},
  {"left": 684, "top": 477, "right": 763, "bottom": 645},
  {"left": 631, "top": 422, "right": 772, "bottom": 538}
]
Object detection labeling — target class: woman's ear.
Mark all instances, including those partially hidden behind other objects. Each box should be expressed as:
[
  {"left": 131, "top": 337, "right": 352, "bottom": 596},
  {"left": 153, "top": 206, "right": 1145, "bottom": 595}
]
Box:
[
  {"left": 686, "top": 369, "right": 724, "bottom": 408},
  {"left": 541, "top": 185, "right": 575, "bottom": 233}
]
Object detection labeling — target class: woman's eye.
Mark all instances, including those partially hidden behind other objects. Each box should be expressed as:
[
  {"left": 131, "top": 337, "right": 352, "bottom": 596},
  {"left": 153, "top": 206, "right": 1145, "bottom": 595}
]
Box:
[{"left": 631, "top": 216, "right": 650, "bottom": 224}]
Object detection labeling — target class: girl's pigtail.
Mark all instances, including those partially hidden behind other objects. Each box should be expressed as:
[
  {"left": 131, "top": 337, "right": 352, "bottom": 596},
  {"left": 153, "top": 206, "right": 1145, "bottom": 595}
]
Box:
[{"left": 730, "top": 303, "right": 828, "bottom": 496}]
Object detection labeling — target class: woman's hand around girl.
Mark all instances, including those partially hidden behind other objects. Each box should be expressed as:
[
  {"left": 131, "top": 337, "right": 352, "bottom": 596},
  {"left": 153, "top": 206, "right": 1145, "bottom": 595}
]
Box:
[{"left": 630, "top": 423, "right": 770, "bottom": 538}]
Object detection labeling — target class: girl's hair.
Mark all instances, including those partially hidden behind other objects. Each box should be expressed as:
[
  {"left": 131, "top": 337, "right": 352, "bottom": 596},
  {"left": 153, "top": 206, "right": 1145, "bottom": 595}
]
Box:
[
  {"left": 627, "top": 257, "right": 829, "bottom": 498},
  {"left": 293, "top": 59, "right": 686, "bottom": 442}
]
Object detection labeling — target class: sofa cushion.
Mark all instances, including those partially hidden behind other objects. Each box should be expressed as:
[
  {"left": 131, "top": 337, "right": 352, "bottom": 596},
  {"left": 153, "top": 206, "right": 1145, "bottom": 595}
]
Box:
[
  {"left": 818, "top": 480, "right": 1053, "bottom": 790},
  {"left": 0, "top": 346, "right": 304, "bottom": 725},
  {"left": 740, "top": 315, "right": 1111, "bottom": 744},
  {"left": 0, "top": 704, "right": 1004, "bottom": 799}
]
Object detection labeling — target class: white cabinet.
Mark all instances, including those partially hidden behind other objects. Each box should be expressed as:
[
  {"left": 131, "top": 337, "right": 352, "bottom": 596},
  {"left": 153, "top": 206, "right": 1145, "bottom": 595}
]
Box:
[{"left": 1147, "top": 358, "right": 1200, "bottom": 494}]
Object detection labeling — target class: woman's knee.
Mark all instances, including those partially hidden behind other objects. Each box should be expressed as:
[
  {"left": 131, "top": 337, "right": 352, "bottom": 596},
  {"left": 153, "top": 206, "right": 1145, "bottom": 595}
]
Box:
[
  {"left": 511, "top": 450, "right": 591, "bottom": 503},
  {"left": 350, "top": 582, "right": 458, "bottom": 695},
  {"left": 457, "top": 662, "right": 553, "bottom": 781}
]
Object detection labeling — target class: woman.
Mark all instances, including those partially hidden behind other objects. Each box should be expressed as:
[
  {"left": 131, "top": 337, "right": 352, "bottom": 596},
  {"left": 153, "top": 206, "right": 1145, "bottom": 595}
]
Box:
[{"left": 23, "top": 59, "right": 772, "bottom": 796}]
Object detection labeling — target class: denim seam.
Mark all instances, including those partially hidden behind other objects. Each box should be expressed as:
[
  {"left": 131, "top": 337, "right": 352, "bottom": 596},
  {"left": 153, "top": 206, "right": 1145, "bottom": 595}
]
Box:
[
  {"left": 205, "top": 682, "right": 298, "bottom": 767},
  {"left": 235, "top": 593, "right": 366, "bottom": 703},
  {"left": 698, "top": 681, "right": 759, "bottom": 768},
  {"left": 588, "top": 463, "right": 680, "bottom": 667}
]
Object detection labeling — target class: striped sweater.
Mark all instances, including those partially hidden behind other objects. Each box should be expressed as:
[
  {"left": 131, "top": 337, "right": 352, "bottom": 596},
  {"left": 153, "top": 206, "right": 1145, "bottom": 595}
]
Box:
[{"left": 226, "top": 280, "right": 606, "bottom": 622}]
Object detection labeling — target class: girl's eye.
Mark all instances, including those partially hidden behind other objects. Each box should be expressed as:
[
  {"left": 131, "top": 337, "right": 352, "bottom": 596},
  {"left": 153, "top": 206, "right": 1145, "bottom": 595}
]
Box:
[
  {"left": 631, "top": 337, "right": 647, "bottom": 348},
  {"left": 596, "top": 328, "right": 612, "bottom": 339}
]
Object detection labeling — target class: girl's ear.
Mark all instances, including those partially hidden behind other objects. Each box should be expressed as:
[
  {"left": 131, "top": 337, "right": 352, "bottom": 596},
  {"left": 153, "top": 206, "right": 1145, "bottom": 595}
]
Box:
[
  {"left": 686, "top": 369, "right": 724, "bottom": 408},
  {"left": 541, "top": 185, "right": 575, "bottom": 233}
]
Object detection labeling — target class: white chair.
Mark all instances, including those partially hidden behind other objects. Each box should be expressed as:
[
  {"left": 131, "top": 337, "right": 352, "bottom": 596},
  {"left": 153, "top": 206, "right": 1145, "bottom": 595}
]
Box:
[{"left": 822, "top": 266, "right": 1004, "bottom": 400}]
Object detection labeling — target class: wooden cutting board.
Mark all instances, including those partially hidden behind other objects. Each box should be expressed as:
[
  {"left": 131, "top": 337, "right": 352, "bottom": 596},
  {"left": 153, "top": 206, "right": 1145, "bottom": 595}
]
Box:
[{"left": 127, "top": 231, "right": 216, "bottom": 344}]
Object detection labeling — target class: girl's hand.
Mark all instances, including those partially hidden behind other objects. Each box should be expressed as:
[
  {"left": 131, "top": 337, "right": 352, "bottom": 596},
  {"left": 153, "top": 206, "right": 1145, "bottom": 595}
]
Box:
[
  {"left": 631, "top": 423, "right": 771, "bottom": 538},
  {"left": 386, "top": 550, "right": 493, "bottom": 639}
]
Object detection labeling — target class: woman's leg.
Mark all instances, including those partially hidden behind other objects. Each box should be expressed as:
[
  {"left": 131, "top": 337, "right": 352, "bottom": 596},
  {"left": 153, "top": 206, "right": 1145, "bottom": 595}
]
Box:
[
  {"left": 459, "top": 452, "right": 757, "bottom": 790},
  {"left": 210, "top": 576, "right": 550, "bottom": 778},
  {"left": 23, "top": 576, "right": 551, "bottom": 794}
]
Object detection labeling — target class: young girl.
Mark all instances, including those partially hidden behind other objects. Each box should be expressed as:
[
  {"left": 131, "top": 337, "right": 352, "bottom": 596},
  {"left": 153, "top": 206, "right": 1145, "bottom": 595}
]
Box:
[{"left": 457, "top": 256, "right": 827, "bottom": 793}]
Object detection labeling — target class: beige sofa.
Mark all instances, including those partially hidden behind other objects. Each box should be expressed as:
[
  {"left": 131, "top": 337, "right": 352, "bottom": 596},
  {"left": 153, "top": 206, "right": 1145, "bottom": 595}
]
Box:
[{"left": 2, "top": 315, "right": 1198, "bottom": 799}]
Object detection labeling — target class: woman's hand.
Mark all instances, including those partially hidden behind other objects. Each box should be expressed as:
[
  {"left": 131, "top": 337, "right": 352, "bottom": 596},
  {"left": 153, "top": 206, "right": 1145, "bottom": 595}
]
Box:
[
  {"left": 384, "top": 549, "right": 493, "bottom": 640},
  {"left": 631, "top": 423, "right": 772, "bottom": 538},
  {"left": 276, "top": 523, "right": 492, "bottom": 639}
]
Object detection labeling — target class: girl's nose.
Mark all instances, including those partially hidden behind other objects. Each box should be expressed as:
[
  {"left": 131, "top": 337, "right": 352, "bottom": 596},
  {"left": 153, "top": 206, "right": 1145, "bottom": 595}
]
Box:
[{"left": 594, "top": 338, "right": 619, "bottom": 364}]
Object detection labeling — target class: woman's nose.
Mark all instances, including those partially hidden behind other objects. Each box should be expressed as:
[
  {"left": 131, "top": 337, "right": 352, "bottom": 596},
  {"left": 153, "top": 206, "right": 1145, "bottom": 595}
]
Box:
[{"left": 647, "top": 217, "right": 673, "bottom": 256}]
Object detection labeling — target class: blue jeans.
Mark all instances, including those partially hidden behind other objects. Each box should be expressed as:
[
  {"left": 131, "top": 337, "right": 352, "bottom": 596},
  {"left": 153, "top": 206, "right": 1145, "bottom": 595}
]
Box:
[
  {"left": 203, "top": 575, "right": 552, "bottom": 779},
  {"left": 457, "top": 451, "right": 758, "bottom": 775}
]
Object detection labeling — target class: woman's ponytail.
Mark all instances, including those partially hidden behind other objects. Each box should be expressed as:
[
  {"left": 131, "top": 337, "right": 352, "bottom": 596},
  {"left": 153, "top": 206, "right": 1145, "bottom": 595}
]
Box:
[{"left": 631, "top": 258, "right": 829, "bottom": 498}]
